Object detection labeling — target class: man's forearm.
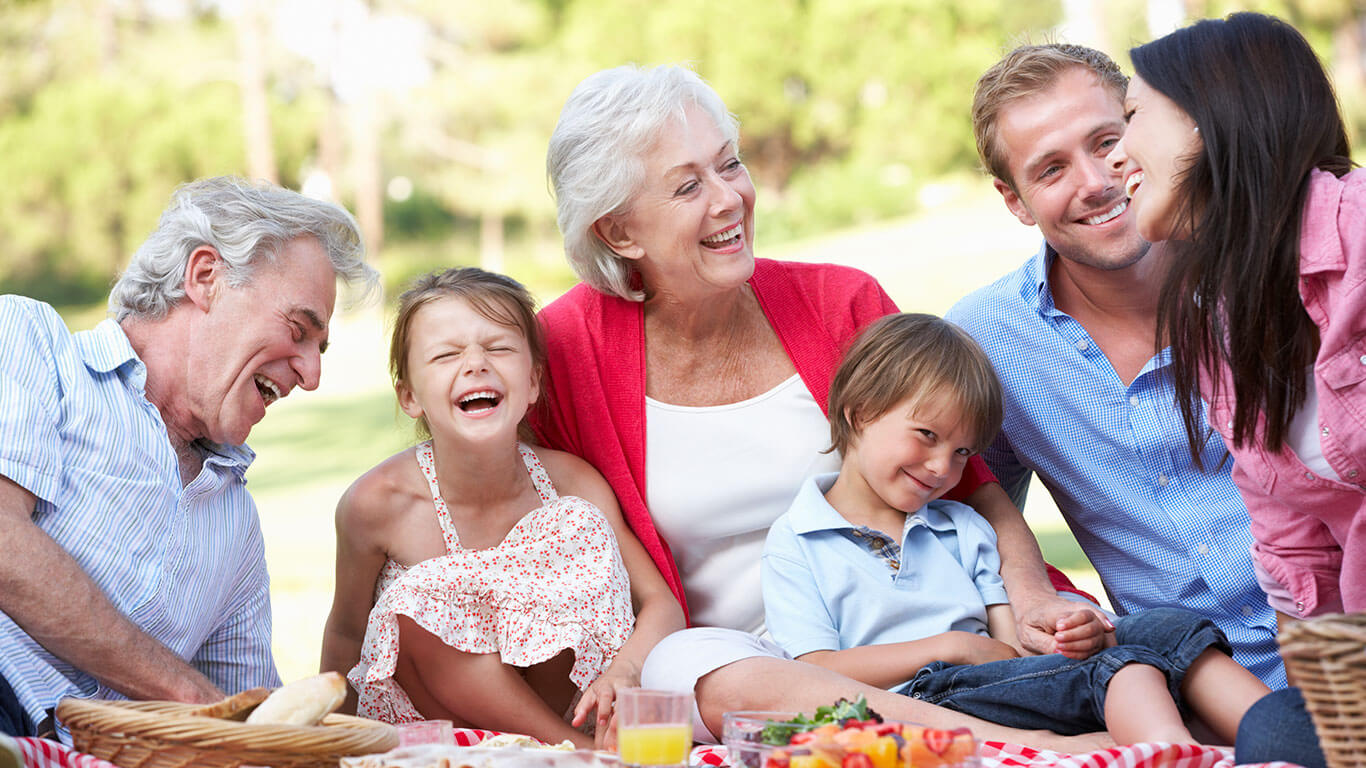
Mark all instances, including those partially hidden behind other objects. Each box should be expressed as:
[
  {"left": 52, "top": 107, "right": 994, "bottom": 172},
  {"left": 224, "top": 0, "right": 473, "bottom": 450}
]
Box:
[{"left": 1, "top": 481, "right": 222, "bottom": 704}]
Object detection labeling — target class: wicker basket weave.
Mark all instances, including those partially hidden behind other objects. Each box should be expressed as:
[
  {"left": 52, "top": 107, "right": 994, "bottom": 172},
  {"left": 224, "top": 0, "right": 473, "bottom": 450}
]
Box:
[
  {"left": 56, "top": 698, "right": 398, "bottom": 768},
  {"left": 1278, "top": 611, "right": 1366, "bottom": 768}
]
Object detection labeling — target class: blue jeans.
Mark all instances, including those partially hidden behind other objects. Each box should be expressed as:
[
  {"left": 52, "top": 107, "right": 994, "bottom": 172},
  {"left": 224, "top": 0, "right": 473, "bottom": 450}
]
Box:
[
  {"left": 1235, "top": 687, "right": 1326, "bottom": 768},
  {"left": 896, "top": 607, "right": 1229, "bottom": 735},
  {"left": 0, "top": 672, "right": 32, "bottom": 738}
]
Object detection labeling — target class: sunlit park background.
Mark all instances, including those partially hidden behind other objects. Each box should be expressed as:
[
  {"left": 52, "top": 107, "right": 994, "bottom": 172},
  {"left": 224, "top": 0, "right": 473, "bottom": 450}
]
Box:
[{"left": 5, "top": 0, "right": 1364, "bottom": 684}]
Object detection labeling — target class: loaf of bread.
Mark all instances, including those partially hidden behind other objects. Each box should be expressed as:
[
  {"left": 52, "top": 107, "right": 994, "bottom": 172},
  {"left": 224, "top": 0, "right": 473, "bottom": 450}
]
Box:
[{"left": 245, "top": 671, "right": 348, "bottom": 726}]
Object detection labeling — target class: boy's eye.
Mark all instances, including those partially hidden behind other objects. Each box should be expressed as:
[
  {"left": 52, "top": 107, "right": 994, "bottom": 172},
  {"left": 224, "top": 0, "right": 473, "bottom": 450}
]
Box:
[
  {"left": 917, "top": 429, "right": 936, "bottom": 440},
  {"left": 955, "top": 447, "right": 974, "bottom": 457}
]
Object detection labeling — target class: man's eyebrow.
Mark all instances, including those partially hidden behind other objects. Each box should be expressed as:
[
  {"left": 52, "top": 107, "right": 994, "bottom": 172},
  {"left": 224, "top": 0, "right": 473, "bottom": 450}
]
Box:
[{"left": 294, "top": 307, "right": 330, "bottom": 353}]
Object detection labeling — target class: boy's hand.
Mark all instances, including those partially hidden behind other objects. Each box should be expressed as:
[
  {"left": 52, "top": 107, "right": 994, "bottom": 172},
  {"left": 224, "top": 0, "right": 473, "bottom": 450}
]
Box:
[
  {"left": 940, "top": 631, "right": 1020, "bottom": 666},
  {"left": 1013, "top": 596, "right": 1113, "bottom": 657},
  {"left": 1052, "top": 609, "right": 1115, "bottom": 659}
]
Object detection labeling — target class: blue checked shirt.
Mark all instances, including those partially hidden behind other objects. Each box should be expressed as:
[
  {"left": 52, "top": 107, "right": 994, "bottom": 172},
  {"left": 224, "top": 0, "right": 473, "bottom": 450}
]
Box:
[
  {"left": 0, "top": 297, "right": 280, "bottom": 733},
  {"left": 946, "top": 244, "right": 1286, "bottom": 688}
]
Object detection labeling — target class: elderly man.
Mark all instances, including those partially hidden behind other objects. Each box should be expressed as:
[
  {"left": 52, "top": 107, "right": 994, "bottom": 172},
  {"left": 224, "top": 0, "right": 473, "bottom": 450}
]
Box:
[
  {"left": 0, "top": 176, "right": 377, "bottom": 737},
  {"left": 944, "top": 44, "right": 1284, "bottom": 687}
]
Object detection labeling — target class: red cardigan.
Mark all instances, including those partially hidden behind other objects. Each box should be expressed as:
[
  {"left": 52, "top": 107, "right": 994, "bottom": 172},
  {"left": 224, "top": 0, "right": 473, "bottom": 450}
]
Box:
[{"left": 529, "top": 260, "right": 999, "bottom": 621}]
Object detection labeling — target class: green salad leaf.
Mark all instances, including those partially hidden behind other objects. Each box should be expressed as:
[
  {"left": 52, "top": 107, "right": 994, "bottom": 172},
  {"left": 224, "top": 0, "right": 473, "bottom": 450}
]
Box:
[{"left": 757, "top": 697, "right": 883, "bottom": 745}]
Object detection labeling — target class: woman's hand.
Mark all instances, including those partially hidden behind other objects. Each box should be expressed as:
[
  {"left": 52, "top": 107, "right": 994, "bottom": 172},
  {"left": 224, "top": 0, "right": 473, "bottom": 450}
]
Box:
[
  {"left": 940, "top": 632, "right": 1020, "bottom": 666},
  {"left": 572, "top": 661, "right": 640, "bottom": 750}
]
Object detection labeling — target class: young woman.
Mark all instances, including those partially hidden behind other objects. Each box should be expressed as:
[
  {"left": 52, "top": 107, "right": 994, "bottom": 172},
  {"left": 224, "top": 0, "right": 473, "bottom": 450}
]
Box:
[{"left": 1108, "top": 13, "right": 1360, "bottom": 767}]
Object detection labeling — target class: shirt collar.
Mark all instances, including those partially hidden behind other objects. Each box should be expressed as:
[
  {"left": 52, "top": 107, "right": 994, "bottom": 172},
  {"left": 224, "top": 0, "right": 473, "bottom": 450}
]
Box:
[
  {"left": 787, "top": 472, "right": 960, "bottom": 537},
  {"left": 75, "top": 318, "right": 140, "bottom": 376},
  {"left": 1019, "top": 239, "right": 1063, "bottom": 315}
]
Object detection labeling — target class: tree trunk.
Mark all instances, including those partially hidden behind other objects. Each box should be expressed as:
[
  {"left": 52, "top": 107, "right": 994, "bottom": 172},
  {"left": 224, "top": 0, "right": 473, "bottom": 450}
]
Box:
[{"left": 236, "top": 0, "right": 277, "bottom": 184}]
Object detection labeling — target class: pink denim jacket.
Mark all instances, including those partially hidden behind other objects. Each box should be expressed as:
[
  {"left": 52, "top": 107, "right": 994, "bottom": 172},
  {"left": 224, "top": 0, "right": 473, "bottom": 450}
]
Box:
[{"left": 1205, "top": 168, "right": 1366, "bottom": 618}]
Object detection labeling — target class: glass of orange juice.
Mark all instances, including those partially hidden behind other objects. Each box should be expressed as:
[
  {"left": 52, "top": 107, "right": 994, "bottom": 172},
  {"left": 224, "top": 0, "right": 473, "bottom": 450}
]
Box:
[{"left": 616, "top": 688, "right": 693, "bottom": 767}]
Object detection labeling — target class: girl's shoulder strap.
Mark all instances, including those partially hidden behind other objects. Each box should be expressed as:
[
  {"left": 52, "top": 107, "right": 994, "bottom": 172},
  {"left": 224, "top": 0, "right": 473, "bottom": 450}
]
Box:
[
  {"left": 414, "top": 440, "right": 461, "bottom": 550},
  {"left": 517, "top": 442, "right": 559, "bottom": 505}
]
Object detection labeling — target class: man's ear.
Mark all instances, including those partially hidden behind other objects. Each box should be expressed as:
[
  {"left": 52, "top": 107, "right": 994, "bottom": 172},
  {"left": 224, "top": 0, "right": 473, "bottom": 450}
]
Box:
[
  {"left": 994, "top": 178, "right": 1037, "bottom": 227},
  {"left": 591, "top": 215, "right": 644, "bottom": 261},
  {"left": 183, "top": 245, "right": 224, "bottom": 311}
]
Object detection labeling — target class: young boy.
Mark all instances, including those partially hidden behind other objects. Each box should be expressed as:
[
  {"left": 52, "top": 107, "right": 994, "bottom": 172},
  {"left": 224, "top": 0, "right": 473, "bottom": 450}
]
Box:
[{"left": 761, "top": 314, "right": 1270, "bottom": 745}]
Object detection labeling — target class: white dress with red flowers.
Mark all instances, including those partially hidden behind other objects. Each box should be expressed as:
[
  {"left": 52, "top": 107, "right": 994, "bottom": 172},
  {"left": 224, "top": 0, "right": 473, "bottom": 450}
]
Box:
[{"left": 349, "top": 441, "right": 634, "bottom": 724}]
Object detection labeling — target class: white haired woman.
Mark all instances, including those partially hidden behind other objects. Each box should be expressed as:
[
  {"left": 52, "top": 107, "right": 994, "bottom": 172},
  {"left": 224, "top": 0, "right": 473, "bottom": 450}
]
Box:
[{"left": 531, "top": 65, "right": 1104, "bottom": 752}]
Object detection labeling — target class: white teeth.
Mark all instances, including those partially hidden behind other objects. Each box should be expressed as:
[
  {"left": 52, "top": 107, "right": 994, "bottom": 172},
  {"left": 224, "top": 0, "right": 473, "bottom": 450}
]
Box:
[
  {"left": 460, "top": 390, "right": 499, "bottom": 403},
  {"left": 702, "top": 222, "right": 743, "bottom": 245},
  {"left": 1125, "top": 171, "right": 1144, "bottom": 199},
  {"left": 1084, "top": 199, "right": 1128, "bottom": 226},
  {"left": 254, "top": 374, "right": 282, "bottom": 405}
]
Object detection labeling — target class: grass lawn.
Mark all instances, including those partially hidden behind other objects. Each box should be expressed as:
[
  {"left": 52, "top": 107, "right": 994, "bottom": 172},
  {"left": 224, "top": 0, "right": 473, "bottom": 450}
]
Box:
[{"left": 241, "top": 177, "right": 1106, "bottom": 684}]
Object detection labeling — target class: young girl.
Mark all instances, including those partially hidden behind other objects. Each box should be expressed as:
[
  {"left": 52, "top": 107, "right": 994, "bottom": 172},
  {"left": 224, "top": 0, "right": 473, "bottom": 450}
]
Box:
[
  {"left": 1108, "top": 12, "right": 1363, "bottom": 623},
  {"left": 320, "top": 268, "right": 683, "bottom": 749},
  {"left": 762, "top": 314, "right": 1271, "bottom": 746}
]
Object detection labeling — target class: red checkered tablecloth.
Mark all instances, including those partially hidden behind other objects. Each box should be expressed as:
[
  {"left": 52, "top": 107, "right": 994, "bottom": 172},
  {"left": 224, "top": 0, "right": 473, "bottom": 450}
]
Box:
[{"left": 12, "top": 733, "right": 1304, "bottom": 768}]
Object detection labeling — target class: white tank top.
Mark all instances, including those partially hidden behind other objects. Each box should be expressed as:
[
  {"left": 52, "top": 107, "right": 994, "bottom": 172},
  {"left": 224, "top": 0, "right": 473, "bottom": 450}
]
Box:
[
  {"left": 645, "top": 374, "right": 841, "bottom": 634},
  {"left": 1287, "top": 367, "right": 1341, "bottom": 481}
]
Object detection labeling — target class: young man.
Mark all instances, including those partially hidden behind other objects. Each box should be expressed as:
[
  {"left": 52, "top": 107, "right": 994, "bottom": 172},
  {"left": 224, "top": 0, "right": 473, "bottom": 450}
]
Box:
[
  {"left": 0, "top": 177, "right": 378, "bottom": 736},
  {"left": 944, "top": 44, "right": 1284, "bottom": 687}
]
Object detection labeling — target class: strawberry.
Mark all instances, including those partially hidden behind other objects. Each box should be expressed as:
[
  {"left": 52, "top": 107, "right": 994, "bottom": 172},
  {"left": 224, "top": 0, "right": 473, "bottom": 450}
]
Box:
[{"left": 841, "top": 753, "right": 874, "bottom": 768}]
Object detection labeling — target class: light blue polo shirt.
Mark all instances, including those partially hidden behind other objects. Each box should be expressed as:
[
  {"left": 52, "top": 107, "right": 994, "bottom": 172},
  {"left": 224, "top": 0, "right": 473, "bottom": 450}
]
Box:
[{"left": 762, "top": 472, "right": 1011, "bottom": 661}]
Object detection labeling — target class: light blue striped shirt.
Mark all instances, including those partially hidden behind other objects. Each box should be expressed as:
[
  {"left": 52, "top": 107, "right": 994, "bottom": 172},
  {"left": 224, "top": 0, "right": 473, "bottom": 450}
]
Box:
[
  {"left": 946, "top": 244, "right": 1285, "bottom": 688},
  {"left": 0, "top": 296, "right": 280, "bottom": 733}
]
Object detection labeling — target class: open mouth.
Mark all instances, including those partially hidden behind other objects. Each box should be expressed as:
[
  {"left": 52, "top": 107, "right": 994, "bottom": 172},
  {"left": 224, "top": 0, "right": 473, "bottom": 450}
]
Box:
[
  {"left": 254, "top": 374, "right": 283, "bottom": 407},
  {"left": 1083, "top": 199, "right": 1127, "bottom": 226},
  {"left": 701, "top": 222, "right": 743, "bottom": 249},
  {"left": 1125, "top": 171, "right": 1145, "bottom": 199},
  {"left": 458, "top": 389, "right": 503, "bottom": 414}
]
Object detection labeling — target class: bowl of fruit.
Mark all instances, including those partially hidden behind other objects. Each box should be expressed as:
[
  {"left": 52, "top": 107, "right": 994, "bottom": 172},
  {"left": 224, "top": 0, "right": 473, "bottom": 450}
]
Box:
[{"left": 721, "top": 698, "right": 977, "bottom": 768}]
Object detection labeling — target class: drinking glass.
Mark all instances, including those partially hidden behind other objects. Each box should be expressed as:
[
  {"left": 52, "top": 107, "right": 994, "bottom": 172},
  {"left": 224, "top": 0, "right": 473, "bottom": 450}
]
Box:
[
  {"left": 615, "top": 688, "right": 693, "bottom": 767},
  {"left": 397, "top": 719, "right": 455, "bottom": 747}
]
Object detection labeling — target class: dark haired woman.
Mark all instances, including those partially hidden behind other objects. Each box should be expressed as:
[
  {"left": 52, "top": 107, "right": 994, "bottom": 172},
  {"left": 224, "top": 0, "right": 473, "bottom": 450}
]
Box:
[{"left": 1107, "top": 12, "right": 1361, "bottom": 767}]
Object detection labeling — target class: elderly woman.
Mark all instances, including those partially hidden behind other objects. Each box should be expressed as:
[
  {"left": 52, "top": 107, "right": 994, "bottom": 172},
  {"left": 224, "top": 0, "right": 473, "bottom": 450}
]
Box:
[{"left": 531, "top": 65, "right": 1103, "bottom": 751}]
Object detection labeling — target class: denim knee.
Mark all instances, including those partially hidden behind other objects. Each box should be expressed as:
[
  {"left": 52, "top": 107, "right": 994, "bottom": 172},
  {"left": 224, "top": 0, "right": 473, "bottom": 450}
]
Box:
[
  {"left": 1105, "top": 607, "right": 1229, "bottom": 711},
  {"left": 1235, "top": 688, "right": 1326, "bottom": 768}
]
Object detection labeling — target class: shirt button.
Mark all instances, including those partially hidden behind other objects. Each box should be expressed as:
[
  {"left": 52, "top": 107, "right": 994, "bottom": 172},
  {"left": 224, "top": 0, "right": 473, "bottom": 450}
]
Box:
[
  {"left": 1158, "top": 474, "right": 1169, "bottom": 487},
  {"left": 1322, "top": 426, "right": 1330, "bottom": 436},
  {"left": 1350, "top": 469, "right": 1360, "bottom": 478},
  {"left": 1359, "top": 354, "right": 1366, "bottom": 365},
  {"left": 1076, "top": 339, "right": 1090, "bottom": 351},
  {"left": 1198, "top": 543, "right": 1210, "bottom": 555},
  {"left": 1228, "top": 420, "right": 1234, "bottom": 429},
  {"left": 1296, "top": 601, "right": 1305, "bottom": 612},
  {"left": 1241, "top": 605, "right": 1255, "bottom": 617},
  {"left": 1129, "top": 395, "right": 1140, "bottom": 406},
  {"left": 1305, "top": 471, "right": 1314, "bottom": 480}
]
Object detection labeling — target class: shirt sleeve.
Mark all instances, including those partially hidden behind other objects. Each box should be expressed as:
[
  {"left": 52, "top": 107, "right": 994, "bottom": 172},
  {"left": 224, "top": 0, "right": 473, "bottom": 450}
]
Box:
[
  {"left": 761, "top": 519, "right": 842, "bottom": 658},
  {"left": 0, "top": 299, "right": 65, "bottom": 505},
  {"left": 945, "top": 502, "right": 1011, "bottom": 607},
  {"left": 192, "top": 537, "right": 281, "bottom": 691},
  {"left": 978, "top": 430, "right": 1033, "bottom": 510}
]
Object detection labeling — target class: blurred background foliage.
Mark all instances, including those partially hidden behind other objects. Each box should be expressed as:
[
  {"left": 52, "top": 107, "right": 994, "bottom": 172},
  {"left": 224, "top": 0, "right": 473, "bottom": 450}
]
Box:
[{"left": 1, "top": 0, "right": 1362, "bottom": 308}]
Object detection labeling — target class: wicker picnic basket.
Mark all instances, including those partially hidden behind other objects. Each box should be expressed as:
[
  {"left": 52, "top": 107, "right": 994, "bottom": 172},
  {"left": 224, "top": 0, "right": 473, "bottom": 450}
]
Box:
[
  {"left": 55, "top": 698, "right": 399, "bottom": 768},
  {"left": 1278, "top": 611, "right": 1366, "bottom": 768}
]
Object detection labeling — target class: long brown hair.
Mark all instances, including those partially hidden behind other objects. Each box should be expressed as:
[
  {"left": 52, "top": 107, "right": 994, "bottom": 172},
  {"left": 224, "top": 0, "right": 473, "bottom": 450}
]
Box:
[{"left": 1133, "top": 13, "right": 1354, "bottom": 461}]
